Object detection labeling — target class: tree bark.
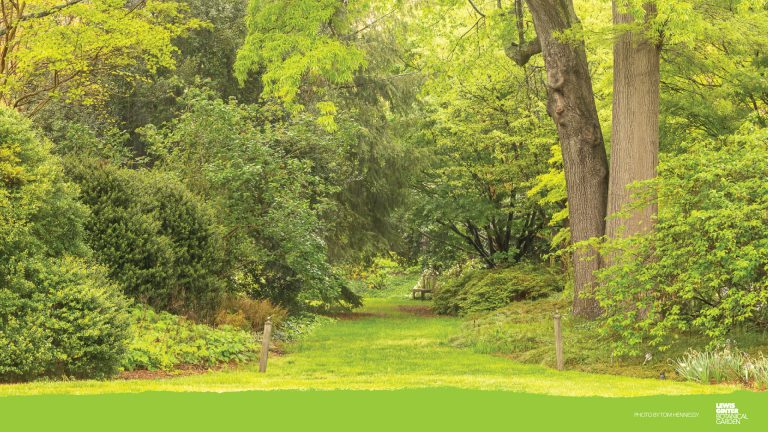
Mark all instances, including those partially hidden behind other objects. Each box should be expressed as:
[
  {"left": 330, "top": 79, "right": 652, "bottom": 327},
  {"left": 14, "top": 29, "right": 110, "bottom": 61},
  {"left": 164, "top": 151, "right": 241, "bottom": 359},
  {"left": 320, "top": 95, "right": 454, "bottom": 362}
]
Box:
[
  {"left": 606, "top": 2, "right": 660, "bottom": 240},
  {"left": 521, "top": 0, "right": 610, "bottom": 319}
]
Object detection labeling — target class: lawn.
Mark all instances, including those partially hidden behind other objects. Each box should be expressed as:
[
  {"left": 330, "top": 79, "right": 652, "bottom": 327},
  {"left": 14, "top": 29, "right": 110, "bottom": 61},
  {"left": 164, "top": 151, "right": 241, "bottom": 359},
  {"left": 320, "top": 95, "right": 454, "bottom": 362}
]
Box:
[{"left": 0, "top": 295, "right": 737, "bottom": 397}]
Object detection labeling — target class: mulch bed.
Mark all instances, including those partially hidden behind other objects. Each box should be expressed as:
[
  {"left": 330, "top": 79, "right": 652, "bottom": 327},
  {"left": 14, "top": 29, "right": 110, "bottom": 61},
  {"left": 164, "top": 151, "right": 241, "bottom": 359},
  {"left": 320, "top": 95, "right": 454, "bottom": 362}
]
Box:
[
  {"left": 117, "top": 360, "right": 241, "bottom": 381},
  {"left": 397, "top": 305, "right": 438, "bottom": 317},
  {"left": 327, "top": 312, "right": 386, "bottom": 321}
]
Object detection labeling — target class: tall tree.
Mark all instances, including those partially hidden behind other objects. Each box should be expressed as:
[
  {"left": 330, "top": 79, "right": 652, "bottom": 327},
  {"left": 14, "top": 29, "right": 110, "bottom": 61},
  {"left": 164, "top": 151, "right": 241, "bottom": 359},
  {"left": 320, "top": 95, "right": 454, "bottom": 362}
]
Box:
[
  {"left": 606, "top": 1, "right": 660, "bottom": 240},
  {"left": 508, "top": 0, "right": 609, "bottom": 318}
]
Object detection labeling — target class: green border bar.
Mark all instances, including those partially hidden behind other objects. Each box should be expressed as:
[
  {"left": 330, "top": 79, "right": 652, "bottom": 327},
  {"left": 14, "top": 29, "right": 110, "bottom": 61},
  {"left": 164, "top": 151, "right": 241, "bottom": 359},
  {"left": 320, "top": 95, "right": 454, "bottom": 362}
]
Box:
[{"left": 1, "top": 389, "right": 764, "bottom": 431}]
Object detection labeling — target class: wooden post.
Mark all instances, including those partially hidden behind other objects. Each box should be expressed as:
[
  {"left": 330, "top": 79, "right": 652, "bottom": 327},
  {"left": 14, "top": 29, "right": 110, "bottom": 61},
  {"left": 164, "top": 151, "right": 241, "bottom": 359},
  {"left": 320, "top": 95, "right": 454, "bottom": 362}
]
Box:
[
  {"left": 259, "top": 316, "right": 272, "bottom": 373},
  {"left": 554, "top": 312, "right": 564, "bottom": 371}
]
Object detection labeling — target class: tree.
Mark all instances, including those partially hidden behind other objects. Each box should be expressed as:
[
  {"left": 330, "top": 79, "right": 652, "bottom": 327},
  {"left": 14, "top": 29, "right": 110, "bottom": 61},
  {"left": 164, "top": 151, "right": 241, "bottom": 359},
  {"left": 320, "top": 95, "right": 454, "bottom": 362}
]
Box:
[
  {"left": 0, "top": 0, "right": 200, "bottom": 114},
  {"left": 658, "top": 0, "right": 768, "bottom": 143},
  {"left": 143, "top": 90, "right": 361, "bottom": 310},
  {"left": 606, "top": 1, "right": 660, "bottom": 242},
  {"left": 507, "top": 0, "right": 609, "bottom": 318},
  {"left": 404, "top": 9, "right": 555, "bottom": 269},
  {"left": 234, "top": 0, "right": 366, "bottom": 108},
  {"left": 234, "top": 0, "right": 417, "bottom": 263}
]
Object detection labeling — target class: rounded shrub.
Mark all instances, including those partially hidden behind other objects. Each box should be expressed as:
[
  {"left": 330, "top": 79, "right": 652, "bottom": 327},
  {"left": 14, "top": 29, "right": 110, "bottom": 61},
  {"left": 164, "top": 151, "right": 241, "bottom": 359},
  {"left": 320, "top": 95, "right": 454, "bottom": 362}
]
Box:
[
  {"left": 66, "top": 159, "right": 226, "bottom": 318},
  {"left": 0, "top": 258, "right": 129, "bottom": 381},
  {"left": 0, "top": 106, "right": 129, "bottom": 382},
  {"left": 434, "top": 263, "right": 563, "bottom": 316}
]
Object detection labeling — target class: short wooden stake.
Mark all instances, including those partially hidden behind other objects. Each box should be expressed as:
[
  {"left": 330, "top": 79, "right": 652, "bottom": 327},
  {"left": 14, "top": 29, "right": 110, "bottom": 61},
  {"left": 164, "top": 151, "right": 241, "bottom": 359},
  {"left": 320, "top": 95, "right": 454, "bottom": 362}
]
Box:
[
  {"left": 554, "top": 312, "right": 564, "bottom": 371},
  {"left": 259, "top": 316, "right": 272, "bottom": 373}
]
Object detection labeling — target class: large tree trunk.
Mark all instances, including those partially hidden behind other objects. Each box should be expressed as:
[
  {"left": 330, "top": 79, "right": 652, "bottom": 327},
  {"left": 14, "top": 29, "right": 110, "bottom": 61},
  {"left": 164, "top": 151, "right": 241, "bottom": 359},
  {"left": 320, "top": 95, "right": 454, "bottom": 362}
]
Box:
[
  {"left": 606, "top": 2, "right": 660, "bottom": 239},
  {"left": 521, "top": 0, "right": 610, "bottom": 319}
]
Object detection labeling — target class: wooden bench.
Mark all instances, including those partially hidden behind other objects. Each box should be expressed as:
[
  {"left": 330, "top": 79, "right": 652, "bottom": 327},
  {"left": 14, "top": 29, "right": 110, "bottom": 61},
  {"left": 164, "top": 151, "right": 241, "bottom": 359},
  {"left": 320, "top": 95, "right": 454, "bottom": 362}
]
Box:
[
  {"left": 411, "top": 287, "right": 433, "bottom": 300},
  {"left": 412, "top": 269, "right": 437, "bottom": 300}
]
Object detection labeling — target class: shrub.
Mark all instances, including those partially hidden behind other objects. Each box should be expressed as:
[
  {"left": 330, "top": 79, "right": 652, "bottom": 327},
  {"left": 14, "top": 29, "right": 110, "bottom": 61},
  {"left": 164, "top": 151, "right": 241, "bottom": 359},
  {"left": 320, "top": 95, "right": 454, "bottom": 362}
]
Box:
[
  {"left": 122, "top": 306, "right": 257, "bottom": 371},
  {"left": 0, "top": 106, "right": 88, "bottom": 260},
  {"left": 214, "top": 295, "right": 288, "bottom": 332},
  {"left": 597, "top": 124, "right": 768, "bottom": 355},
  {"left": 0, "top": 258, "right": 129, "bottom": 382},
  {"left": 0, "top": 107, "right": 129, "bottom": 382},
  {"left": 434, "top": 263, "right": 563, "bottom": 316},
  {"left": 66, "top": 159, "right": 226, "bottom": 318},
  {"left": 140, "top": 170, "right": 226, "bottom": 317}
]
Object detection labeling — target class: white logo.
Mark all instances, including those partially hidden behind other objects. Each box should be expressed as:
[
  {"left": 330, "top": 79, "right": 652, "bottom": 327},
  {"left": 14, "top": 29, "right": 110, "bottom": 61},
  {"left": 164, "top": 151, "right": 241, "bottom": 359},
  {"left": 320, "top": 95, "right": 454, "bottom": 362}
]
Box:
[{"left": 716, "top": 403, "right": 748, "bottom": 425}]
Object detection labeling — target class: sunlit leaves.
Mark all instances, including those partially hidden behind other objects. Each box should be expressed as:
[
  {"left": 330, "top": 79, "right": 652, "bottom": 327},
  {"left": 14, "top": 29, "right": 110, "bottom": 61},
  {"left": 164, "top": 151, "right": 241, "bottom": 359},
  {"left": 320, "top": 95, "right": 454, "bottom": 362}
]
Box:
[
  {"left": 234, "top": 0, "right": 367, "bottom": 106},
  {"left": 0, "top": 0, "right": 203, "bottom": 111}
]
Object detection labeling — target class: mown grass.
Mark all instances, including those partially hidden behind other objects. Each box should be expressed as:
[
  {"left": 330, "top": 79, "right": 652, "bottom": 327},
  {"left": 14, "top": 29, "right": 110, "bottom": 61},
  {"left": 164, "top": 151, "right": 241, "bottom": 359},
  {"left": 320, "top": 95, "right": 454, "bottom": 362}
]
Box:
[
  {"left": 453, "top": 294, "right": 768, "bottom": 380},
  {"left": 0, "top": 296, "right": 736, "bottom": 397}
]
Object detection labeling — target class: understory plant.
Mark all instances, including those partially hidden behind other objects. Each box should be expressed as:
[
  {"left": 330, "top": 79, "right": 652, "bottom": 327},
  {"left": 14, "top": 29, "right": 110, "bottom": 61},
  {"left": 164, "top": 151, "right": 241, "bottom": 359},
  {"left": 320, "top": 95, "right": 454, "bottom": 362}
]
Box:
[
  {"left": 122, "top": 306, "right": 257, "bottom": 371},
  {"left": 674, "top": 345, "right": 768, "bottom": 390},
  {"left": 596, "top": 124, "right": 768, "bottom": 356},
  {"left": 214, "top": 295, "right": 288, "bottom": 332},
  {"left": 434, "top": 263, "right": 563, "bottom": 316}
]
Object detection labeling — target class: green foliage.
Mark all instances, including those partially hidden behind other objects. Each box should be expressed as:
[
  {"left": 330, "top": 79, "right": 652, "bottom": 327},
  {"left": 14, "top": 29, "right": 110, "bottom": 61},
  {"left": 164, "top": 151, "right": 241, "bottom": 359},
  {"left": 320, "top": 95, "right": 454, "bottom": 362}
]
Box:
[
  {"left": 402, "top": 3, "right": 556, "bottom": 269},
  {"left": 597, "top": 124, "right": 768, "bottom": 355},
  {"left": 66, "top": 159, "right": 225, "bottom": 318},
  {"left": 674, "top": 345, "right": 768, "bottom": 390},
  {"left": 0, "top": 106, "right": 89, "bottom": 259},
  {"left": 748, "top": 355, "right": 768, "bottom": 391},
  {"left": 144, "top": 90, "right": 360, "bottom": 310},
  {"left": 674, "top": 346, "right": 745, "bottom": 385},
  {"left": 346, "top": 259, "right": 421, "bottom": 298},
  {"left": 451, "top": 296, "right": 615, "bottom": 371},
  {"left": 0, "top": 106, "right": 129, "bottom": 382},
  {"left": 233, "top": 0, "right": 416, "bottom": 262},
  {"left": 214, "top": 296, "right": 288, "bottom": 332},
  {"left": 528, "top": 144, "right": 570, "bottom": 249},
  {"left": 0, "top": 0, "right": 203, "bottom": 112},
  {"left": 122, "top": 306, "right": 257, "bottom": 371},
  {"left": 348, "top": 257, "right": 402, "bottom": 292},
  {"left": 452, "top": 294, "right": 768, "bottom": 383},
  {"left": 434, "top": 264, "right": 563, "bottom": 316},
  {"left": 176, "top": 0, "right": 258, "bottom": 100},
  {"left": 658, "top": 0, "right": 768, "bottom": 146},
  {"left": 273, "top": 312, "right": 336, "bottom": 342},
  {"left": 235, "top": 0, "right": 366, "bottom": 106},
  {"left": 0, "top": 258, "right": 130, "bottom": 382}
]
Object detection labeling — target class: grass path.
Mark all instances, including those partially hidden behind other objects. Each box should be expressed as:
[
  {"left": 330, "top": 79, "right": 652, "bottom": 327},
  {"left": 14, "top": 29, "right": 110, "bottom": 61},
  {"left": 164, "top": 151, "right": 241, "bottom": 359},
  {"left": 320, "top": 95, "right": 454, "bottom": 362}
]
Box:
[{"left": 0, "top": 298, "right": 737, "bottom": 397}]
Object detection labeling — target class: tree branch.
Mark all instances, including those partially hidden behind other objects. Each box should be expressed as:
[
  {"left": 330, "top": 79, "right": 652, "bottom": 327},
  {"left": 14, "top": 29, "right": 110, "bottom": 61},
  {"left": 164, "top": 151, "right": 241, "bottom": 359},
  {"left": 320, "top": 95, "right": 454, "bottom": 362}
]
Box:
[
  {"left": 505, "top": 37, "right": 541, "bottom": 66},
  {"left": 468, "top": 0, "right": 486, "bottom": 17},
  {"left": 504, "top": 0, "right": 541, "bottom": 66},
  {"left": 0, "top": 0, "right": 85, "bottom": 37}
]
